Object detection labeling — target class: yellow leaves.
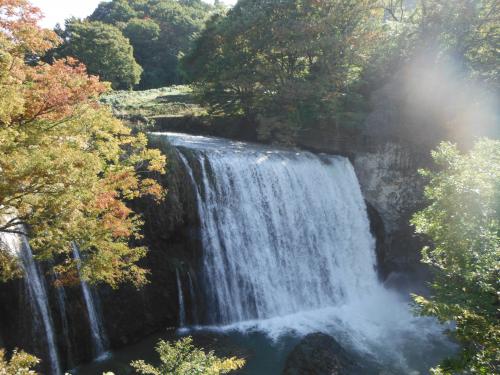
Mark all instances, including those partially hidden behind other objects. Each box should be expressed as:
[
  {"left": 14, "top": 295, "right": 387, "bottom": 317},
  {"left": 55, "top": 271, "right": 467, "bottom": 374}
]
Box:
[
  {"left": 132, "top": 337, "right": 245, "bottom": 375},
  {"left": 0, "top": 348, "right": 39, "bottom": 375},
  {"left": 0, "top": 0, "right": 167, "bottom": 287}
]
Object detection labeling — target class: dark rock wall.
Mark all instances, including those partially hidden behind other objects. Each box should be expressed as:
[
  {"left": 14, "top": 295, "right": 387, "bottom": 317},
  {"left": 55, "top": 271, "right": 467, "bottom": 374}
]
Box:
[
  {"left": 97, "top": 144, "right": 202, "bottom": 347},
  {"left": 0, "top": 145, "right": 201, "bottom": 372}
]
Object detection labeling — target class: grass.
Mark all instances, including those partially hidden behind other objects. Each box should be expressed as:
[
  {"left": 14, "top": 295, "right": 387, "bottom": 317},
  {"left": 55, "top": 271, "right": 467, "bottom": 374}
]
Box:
[{"left": 101, "top": 85, "right": 207, "bottom": 120}]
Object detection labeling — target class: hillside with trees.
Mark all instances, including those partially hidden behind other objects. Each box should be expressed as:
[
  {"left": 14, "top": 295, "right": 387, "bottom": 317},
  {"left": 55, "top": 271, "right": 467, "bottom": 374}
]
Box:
[
  {"left": 88, "top": 0, "right": 221, "bottom": 89},
  {"left": 0, "top": 0, "right": 498, "bottom": 374}
]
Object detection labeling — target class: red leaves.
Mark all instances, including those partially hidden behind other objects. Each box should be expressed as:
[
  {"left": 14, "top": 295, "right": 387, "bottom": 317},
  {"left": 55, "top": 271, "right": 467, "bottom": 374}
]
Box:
[
  {"left": 21, "top": 58, "right": 107, "bottom": 123},
  {"left": 0, "top": 0, "right": 60, "bottom": 55}
]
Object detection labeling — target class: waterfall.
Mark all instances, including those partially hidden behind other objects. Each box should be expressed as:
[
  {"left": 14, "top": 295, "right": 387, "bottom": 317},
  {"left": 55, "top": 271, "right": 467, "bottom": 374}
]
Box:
[
  {"left": 0, "top": 228, "right": 62, "bottom": 375},
  {"left": 152, "top": 132, "right": 455, "bottom": 372},
  {"left": 71, "top": 244, "right": 108, "bottom": 359},
  {"left": 187, "top": 272, "right": 199, "bottom": 325},
  {"left": 51, "top": 273, "right": 73, "bottom": 366},
  {"left": 176, "top": 269, "right": 186, "bottom": 327},
  {"left": 166, "top": 133, "right": 378, "bottom": 324}
]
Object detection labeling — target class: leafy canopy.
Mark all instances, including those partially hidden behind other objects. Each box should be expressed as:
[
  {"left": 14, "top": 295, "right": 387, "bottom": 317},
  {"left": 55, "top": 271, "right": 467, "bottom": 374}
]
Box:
[
  {"left": 412, "top": 139, "right": 500, "bottom": 374},
  {"left": 182, "top": 0, "right": 382, "bottom": 144},
  {"left": 131, "top": 336, "right": 245, "bottom": 375},
  {"left": 56, "top": 20, "right": 143, "bottom": 90},
  {"left": 89, "top": 0, "right": 219, "bottom": 89},
  {"left": 0, "top": 0, "right": 166, "bottom": 287}
]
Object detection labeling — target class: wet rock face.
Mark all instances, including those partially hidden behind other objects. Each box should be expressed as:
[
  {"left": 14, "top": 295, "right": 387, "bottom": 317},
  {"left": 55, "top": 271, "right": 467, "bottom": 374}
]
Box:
[
  {"left": 353, "top": 142, "right": 431, "bottom": 275},
  {"left": 283, "top": 333, "right": 353, "bottom": 375},
  {"left": 97, "top": 149, "right": 202, "bottom": 347}
]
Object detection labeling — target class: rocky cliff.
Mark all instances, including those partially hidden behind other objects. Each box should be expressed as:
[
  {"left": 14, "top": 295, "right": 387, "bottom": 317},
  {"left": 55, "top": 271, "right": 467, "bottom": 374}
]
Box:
[{"left": 0, "top": 119, "right": 434, "bottom": 372}]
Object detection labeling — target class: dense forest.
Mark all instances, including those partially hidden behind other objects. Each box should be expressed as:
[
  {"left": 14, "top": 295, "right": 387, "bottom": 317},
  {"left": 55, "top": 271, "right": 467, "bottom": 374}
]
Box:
[{"left": 0, "top": 0, "right": 498, "bottom": 374}]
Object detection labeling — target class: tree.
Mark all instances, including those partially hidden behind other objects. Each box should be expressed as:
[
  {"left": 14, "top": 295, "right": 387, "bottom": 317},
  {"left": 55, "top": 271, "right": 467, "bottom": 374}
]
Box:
[
  {"left": 182, "top": 0, "right": 381, "bottom": 144},
  {"left": 88, "top": 0, "right": 138, "bottom": 24},
  {"left": 122, "top": 17, "right": 161, "bottom": 86},
  {"left": 416, "top": 0, "right": 499, "bottom": 87},
  {"left": 0, "top": 0, "right": 166, "bottom": 287},
  {"left": 89, "top": 0, "right": 217, "bottom": 89},
  {"left": 412, "top": 139, "right": 500, "bottom": 374},
  {"left": 0, "top": 349, "right": 39, "bottom": 375},
  {"left": 58, "top": 20, "right": 143, "bottom": 90},
  {"left": 131, "top": 337, "right": 245, "bottom": 375}
]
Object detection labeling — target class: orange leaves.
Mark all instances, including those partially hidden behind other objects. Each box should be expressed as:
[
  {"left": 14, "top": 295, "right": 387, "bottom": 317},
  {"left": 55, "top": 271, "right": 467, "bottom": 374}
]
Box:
[
  {"left": 0, "top": 0, "right": 59, "bottom": 56},
  {"left": 0, "top": 0, "right": 167, "bottom": 287},
  {"left": 21, "top": 58, "right": 107, "bottom": 123},
  {"left": 94, "top": 190, "right": 134, "bottom": 238}
]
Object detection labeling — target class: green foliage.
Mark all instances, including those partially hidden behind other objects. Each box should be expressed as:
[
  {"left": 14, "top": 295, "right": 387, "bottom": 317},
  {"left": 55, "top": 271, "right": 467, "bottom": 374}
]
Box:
[
  {"left": 0, "top": 348, "right": 39, "bottom": 375},
  {"left": 411, "top": 139, "right": 500, "bottom": 374},
  {"left": 182, "top": 0, "right": 381, "bottom": 144},
  {"left": 182, "top": 0, "right": 498, "bottom": 144},
  {"left": 0, "top": 1, "right": 166, "bottom": 286},
  {"left": 130, "top": 337, "right": 245, "bottom": 375},
  {"left": 89, "top": 0, "right": 218, "bottom": 89},
  {"left": 415, "top": 0, "right": 499, "bottom": 87},
  {"left": 57, "top": 20, "right": 143, "bottom": 90}
]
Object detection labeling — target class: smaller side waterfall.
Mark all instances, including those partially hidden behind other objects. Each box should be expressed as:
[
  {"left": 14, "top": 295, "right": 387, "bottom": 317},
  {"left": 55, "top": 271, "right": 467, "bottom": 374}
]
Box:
[
  {"left": 52, "top": 275, "right": 73, "bottom": 366},
  {"left": 71, "top": 244, "right": 108, "bottom": 359},
  {"left": 0, "top": 228, "right": 62, "bottom": 375},
  {"left": 176, "top": 269, "right": 186, "bottom": 327},
  {"left": 187, "top": 272, "right": 199, "bottom": 325}
]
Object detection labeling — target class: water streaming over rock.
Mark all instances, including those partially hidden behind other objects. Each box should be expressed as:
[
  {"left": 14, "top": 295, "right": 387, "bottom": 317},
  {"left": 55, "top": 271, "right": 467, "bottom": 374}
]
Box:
[
  {"left": 176, "top": 269, "right": 186, "bottom": 327},
  {"left": 71, "top": 244, "right": 108, "bottom": 359},
  {"left": 0, "top": 226, "right": 62, "bottom": 375},
  {"left": 187, "top": 272, "right": 199, "bottom": 325},
  {"left": 162, "top": 132, "right": 378, "bottom": 323},
  {"left": 152, "top": 132, "right": 456, "bottom": 373},
  {"left": 51, "top": 273, "right": 73, "bottom": 366}
]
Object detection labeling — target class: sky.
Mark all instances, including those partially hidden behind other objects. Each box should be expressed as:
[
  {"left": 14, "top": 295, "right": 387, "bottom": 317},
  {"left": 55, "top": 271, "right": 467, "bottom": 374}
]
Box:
[
  {"left": 31, "top": 0, "right": 236, "bottom": 29},
  {"left": 31, "top": 0, "right": 104, "bottom": 28}
]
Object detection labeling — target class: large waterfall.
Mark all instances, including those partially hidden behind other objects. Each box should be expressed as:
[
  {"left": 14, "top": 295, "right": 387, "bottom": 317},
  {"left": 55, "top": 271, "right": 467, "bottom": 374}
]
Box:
[
  {"left": 0, "top": 226, "right": 62, "bottom": 375},
  {"left": 164, "top": 132, "right": 378, "bottom": 323},
  {"left": 154, "top": 132, "right": 454, "bottom": 373}
]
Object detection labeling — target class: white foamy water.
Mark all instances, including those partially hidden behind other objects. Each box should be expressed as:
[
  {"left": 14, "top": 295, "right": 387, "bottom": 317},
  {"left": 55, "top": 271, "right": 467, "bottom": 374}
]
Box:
[
  {"left": 72, "top": 244, "right": 109, "bottom": 360},
  {"left": 176, "top": 268, "right": 187, "bottom": 327},
  {"left": 151, "top": 132, "right": 456, "bottom": 373}
]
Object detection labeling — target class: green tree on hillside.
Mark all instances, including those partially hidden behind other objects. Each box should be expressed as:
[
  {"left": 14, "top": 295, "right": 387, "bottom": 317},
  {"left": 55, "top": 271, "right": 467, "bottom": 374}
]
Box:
[
  {"left": 89, "top": 0, "right": 138, "bottom": 24},
  {"left": 182, "top": 0, "right": 381, "bottom": 144},
  {"left": 89, "top": 0, "right": 217, "bottom": 89},
  {"left": 58, "top": 20, "right": 143, "bottom": 89},
  {"left": 412, "top": 139, "right": 500, "bottom": 374}
]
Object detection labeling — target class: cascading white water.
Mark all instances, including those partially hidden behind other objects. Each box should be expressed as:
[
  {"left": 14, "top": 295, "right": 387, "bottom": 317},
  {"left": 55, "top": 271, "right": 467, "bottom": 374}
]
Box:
[
  {"left": 187, "top": 272, "right": 199, "bottom": 325},
  {"left": 164, "top": 132, "right": 377, "bottom": 323},
  {"left": 52, "top": 273, "right": 73, "bottom": 366},
  {"left": 71, "top": 244, "right": 108, "bottom": 359},
  {"left": 153, "top": 132, "right": 455, "bottom": 373},
  {"left": 175, "top": 269, "right": 186, "bottom": 327},
  {"left": 0, "top": 227, "right": 62, "bottom": 375}
]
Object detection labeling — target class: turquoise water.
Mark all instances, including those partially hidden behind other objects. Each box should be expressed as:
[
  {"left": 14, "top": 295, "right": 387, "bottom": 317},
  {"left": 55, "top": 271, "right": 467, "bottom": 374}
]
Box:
[{"left": 72, "top": 321, "right": 456, "bottom": 375}]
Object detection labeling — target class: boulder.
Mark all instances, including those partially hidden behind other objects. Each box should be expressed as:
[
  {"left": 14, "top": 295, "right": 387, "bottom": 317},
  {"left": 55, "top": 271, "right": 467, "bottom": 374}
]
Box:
[{"left": 283, "top": 333, "right": 353, "bottom": 375}]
